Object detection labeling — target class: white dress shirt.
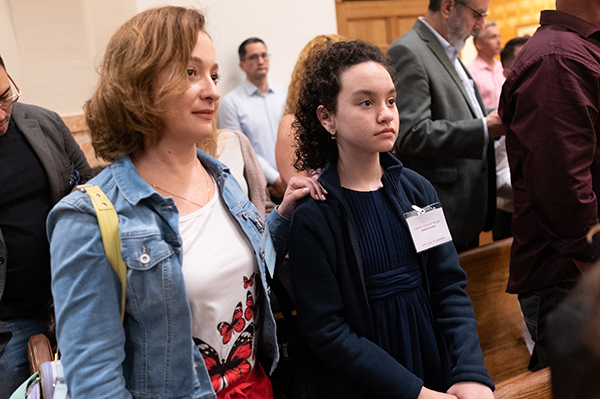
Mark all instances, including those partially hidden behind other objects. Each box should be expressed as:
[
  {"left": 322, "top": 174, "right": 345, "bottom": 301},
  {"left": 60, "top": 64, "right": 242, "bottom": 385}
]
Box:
[{"left": 218, "top": 80, "right": 287, "bottom": 184}]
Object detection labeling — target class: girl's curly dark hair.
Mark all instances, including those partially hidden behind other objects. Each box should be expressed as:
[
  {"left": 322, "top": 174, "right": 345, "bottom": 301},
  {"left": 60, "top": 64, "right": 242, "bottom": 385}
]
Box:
[{"left": 293, "top": 40, "right": 396, "bottom": 171}]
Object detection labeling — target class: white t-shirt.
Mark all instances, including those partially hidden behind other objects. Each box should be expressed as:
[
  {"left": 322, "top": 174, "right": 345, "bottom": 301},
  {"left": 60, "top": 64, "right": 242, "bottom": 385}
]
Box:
[{"left": 180, "top": 187, "right": 259, "bottom": 393}]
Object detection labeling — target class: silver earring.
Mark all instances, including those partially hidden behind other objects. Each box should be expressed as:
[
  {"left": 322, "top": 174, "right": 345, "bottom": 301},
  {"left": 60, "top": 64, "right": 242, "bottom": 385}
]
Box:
[{"left": 330, "top": 128, "right": 337, "bottom": 140}]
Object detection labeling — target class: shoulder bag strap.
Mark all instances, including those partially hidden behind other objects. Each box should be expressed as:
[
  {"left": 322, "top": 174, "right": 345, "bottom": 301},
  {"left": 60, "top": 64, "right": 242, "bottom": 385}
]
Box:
[{"left": 73, "top": 184, "right": 126, "bottom": 321}]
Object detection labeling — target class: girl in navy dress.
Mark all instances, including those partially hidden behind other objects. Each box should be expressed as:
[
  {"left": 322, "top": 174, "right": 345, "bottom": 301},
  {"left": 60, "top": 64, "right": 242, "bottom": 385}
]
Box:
[{"left": 288, "top": 40, "right": 495, "bottom": 399}]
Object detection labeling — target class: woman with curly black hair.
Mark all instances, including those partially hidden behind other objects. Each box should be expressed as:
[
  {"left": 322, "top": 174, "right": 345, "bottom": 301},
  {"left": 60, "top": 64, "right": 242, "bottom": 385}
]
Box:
[{"left": 288, "top": 40, "right": 495, "bottom": 399}]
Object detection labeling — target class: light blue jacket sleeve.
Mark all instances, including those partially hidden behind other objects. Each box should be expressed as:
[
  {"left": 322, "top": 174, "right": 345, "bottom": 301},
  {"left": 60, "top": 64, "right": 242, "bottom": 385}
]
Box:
[
  {"left": 47, "top": 194, "right": 132, "bottom": 399},
  {"left": 265, "top": 207, "right": 290, "bottom": 258}
]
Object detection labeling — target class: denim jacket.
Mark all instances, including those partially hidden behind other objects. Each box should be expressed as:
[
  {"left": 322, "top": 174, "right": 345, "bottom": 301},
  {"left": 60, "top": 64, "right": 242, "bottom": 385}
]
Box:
[{"left": 47, "top": 150, "right": 288, "bottom": 399}]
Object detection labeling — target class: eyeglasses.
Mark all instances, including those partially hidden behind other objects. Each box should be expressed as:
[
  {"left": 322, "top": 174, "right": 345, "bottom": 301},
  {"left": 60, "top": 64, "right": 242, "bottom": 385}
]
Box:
[
  {"left": 244, "top": 53, "right": 270, "bottom": 62},
  {"left": 0, "top": 73, "right": 21, "bottom": 110},
  {"left": 455, "top": 0, "right": 489, "bottom": 20}
]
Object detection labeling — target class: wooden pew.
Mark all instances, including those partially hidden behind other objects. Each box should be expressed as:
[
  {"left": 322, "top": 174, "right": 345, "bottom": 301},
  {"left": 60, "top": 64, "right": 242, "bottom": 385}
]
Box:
[
  {"left": 458, "top": 238, "right": 531, "bottom": 383},
  {"left": 494, "top": 367, "right": 552, "bottom": 399},
  {"left": 62, "top": 114, "right": 108, "bottom": 168}
]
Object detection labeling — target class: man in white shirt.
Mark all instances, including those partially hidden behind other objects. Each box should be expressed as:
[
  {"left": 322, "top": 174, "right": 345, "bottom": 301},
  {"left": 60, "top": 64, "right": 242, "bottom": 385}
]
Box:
[
  {"left": 218, "top": 38, "right": 287, "bottom": 199},
  {"left": 387, "top": 0, "right": 505, "bottom": 252}
]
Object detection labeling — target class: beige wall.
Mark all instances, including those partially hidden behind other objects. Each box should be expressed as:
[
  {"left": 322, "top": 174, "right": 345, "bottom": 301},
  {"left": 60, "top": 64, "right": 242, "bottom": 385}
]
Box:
[
  {"left": 0, "top": 0, "right": 338, "bottom": 116},
  {"left": 0, "top": 0, "right": 137, "bottom": 116}
]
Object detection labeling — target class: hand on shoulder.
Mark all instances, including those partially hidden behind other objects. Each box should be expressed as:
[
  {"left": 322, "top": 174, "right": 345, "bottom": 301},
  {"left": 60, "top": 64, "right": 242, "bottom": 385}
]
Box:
[{"left": 277, "top": 175, "right": 327, "bottom": 219}]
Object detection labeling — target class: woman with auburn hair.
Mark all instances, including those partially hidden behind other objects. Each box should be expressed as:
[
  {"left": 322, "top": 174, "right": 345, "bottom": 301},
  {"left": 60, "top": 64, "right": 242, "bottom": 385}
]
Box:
[
  {"left": 47, "top": 6, "right": 323, "bottom": 399},
  {"left": 289, "top": 40, "right": 494, "bottom": 399},
  {"left": 275, "top": 34, "right": 344, "bottom": 186}
]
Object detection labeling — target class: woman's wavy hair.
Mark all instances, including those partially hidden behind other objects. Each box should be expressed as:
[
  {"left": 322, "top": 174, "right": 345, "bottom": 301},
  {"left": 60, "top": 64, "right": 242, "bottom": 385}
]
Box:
[
  {"left": 84, "top": 6, "right": 206, "bottom": 162},
  {"left": 284, "top": 34, "right": 344, "bottom": 116},
  {"left": 293, "top": 40, "right": 395, "bottom": 171}
]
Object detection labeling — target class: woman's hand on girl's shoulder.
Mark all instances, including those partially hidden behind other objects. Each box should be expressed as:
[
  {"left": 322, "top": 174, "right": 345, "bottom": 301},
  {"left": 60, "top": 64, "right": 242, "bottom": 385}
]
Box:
[
  {"left": 277, "top": 175, "right": 327, "bottom": 219},
  {"left": 446, "top": 382, "right": 494, "bottom": 399}
]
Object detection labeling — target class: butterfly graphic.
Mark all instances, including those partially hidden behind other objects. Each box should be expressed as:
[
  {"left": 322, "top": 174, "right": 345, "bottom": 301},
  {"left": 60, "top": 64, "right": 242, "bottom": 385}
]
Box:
[
  {"left": 244, "top": 291, "right": 257, "bottom": 321},
  {"left": 195, "top": 323, "right": 254, "bottom": 393},
  {"left": 243, "top": 274, "right": 255, "bottom": 289},
  {"left": 217, "top": 302, "right": 245, "bottom": 344}
]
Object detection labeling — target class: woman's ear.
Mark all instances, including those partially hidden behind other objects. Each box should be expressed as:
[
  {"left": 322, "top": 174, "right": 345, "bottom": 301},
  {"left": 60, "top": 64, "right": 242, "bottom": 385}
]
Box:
[{"left": 317, "top": 105, "right": 335, "bottom": 132}]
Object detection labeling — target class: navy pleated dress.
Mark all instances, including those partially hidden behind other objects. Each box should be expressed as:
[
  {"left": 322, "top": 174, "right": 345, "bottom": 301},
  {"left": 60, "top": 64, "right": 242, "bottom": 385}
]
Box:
[{"left": 343, "top": 187, "right": 452, "bottom": 391}]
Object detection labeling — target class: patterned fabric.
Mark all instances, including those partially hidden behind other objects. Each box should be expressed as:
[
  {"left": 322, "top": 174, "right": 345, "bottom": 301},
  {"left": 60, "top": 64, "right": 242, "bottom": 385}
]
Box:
[{"left": 343, "top": 188, "right": 451, "bottom": 390}]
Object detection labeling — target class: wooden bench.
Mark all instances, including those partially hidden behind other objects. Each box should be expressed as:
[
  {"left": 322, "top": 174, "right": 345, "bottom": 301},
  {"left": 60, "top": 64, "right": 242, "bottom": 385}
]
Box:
[
  {"left": 494, "top": 367, "right": 552, "bottom": 399},
  {"left": 458, "top": 237, "right": 531, "bottom": 384}
]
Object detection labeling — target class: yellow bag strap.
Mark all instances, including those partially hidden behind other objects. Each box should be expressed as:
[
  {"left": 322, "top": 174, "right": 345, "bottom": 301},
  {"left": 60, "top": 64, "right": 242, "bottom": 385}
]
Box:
[{"left": 73, "top": 184, "right": 126, "bottom": 321}]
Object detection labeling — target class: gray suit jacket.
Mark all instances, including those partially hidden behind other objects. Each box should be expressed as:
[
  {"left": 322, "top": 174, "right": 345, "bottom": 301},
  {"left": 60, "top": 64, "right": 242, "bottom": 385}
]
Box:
[
  {"left": 387, "top": 18, "right": 495, "bottom": 244},
  {"left": 0, "top": 103, "right": 92, "bottom": 348}
]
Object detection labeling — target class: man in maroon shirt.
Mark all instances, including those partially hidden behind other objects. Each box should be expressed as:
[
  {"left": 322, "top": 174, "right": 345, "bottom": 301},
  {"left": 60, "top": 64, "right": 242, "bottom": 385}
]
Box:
[{"left": 499, "top": 0, "right": 600, "bottom": 371}]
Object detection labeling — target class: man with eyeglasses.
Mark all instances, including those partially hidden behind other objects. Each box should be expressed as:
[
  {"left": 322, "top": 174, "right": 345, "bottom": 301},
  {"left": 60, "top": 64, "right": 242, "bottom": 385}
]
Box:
[
  {"left": 499, "top": 0, "right": 600, "bottom": 373},
  {"left": 218, "top": 38, "right": 287, "bottom": 200},
  {"left": 0, "top": 55, "right": 92, "bottom": 396},
  {"left": 387, "top": 0, "right": 505, "bottom": 253}
]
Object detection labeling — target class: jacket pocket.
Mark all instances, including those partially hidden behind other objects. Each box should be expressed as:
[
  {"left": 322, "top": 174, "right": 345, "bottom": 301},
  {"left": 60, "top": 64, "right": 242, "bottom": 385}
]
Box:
[{"left": 121, "top": 231, "right": 174, "bottom": 271}]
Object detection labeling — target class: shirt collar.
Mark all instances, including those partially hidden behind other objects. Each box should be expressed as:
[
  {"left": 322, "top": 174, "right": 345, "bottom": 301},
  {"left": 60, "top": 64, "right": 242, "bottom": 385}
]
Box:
[
  {"left": 474, "top": 55, "right": 494, "bottom": 71},
  {"left": 242, "top": 79, "right": 273, "bottom": 96},
  {"left": 111, "top": 150, "right": 229, "bottom": 206},
  {"left": 419, "top": 16, "right": 459, "bottom": 63},
  {"left": 540, "top": 10, "right": 600, "bottom": 39}
]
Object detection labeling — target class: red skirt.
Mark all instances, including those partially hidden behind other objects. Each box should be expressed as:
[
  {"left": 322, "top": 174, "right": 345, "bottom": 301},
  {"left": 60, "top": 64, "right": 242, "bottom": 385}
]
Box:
[{"left": 217, "top": 362, "right": 273, "bottom": 399}]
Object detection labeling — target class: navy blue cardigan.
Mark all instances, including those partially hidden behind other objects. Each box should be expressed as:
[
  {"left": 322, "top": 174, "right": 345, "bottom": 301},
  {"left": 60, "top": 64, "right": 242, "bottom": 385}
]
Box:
[{"left": 288, "top": 152, "right": 494, "bottom": 399}]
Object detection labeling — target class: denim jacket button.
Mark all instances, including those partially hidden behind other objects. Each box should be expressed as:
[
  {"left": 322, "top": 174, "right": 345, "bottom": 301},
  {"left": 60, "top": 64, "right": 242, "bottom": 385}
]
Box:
[
  {"left": 242, "top": 212, "right": 249, "bottom": 220},
  {"left": 254, "top": 217, "right": 265, "bottom": 234},
  {"left": 260, "top": 249, "right": 265, "bottom": 259},
  {"left": 139, "top": 253, "right": 151, "bottom": 264}
]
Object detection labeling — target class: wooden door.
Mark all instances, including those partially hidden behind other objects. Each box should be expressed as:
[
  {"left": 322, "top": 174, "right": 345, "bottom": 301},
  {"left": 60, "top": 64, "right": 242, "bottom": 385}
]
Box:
[{"left": 335, "top": 0, "right": 428, "bottom": 51}]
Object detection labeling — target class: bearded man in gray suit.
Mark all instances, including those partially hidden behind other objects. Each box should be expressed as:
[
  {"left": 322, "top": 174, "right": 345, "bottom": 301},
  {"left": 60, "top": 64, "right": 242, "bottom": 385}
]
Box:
[
  {"left": 0, "top": 55, "right": 92, "bottom": 396},
  {"left": 388, "top": 0, "right": 505, "bottom": 252}
]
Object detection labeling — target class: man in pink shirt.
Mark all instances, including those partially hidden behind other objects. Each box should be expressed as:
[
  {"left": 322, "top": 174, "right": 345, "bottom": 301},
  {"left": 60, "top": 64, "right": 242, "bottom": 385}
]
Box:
[{"left": 467, "top": 22, "right": 504, "bottom": 109}]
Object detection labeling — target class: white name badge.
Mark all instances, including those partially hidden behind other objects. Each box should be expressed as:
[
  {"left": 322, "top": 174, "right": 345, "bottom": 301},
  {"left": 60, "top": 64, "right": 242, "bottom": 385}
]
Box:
[{"left": 405, "top": 203, "right": 452, "bottom": 253}]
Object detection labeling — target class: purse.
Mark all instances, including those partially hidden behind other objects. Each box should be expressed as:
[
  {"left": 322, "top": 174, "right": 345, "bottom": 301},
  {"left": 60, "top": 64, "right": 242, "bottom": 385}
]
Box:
[
  {"left": 10, "top": 185, "right": 126, "bottom": 399},
  {"left": 27, "top": 334, "right": 53, "bottom": 375}
]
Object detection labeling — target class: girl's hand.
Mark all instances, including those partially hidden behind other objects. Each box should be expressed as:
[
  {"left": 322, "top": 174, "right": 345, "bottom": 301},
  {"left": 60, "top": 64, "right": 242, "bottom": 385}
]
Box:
[
  {"left": 278, "top": 175, "right": 327, "bottom": 219},
  {"left": 447, "top": 382, "right": 494, "bottom": 399},
  {"left": 418, "top": 387, "right": 458, "bottom": 399}
]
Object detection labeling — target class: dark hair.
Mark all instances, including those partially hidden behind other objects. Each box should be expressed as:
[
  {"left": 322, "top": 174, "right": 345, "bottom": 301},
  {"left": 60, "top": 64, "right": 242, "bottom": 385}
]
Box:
[
  {"left": 0, "top": 55, "right": 4, "bottom": 70},
  {"left": 238, "top": 37, "right": 265, "bottom": 61},
  {"left": 430, "top": 0, "right": 475, "bottom": 12},
  {"left": 84, "top": 6, "right": 206, "bottom": 162},
  {"left": 293, "top": 40, "right": 395, "bottom": 171},
  {"left": 429, "top": 0, "right": 443, "bottom": 11},
  {"left": 500, "top": 35, "right": 530, "bottom": 69}
]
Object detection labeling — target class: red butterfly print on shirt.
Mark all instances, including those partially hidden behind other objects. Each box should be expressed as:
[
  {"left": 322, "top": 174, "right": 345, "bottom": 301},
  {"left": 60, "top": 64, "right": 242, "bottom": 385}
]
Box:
[
  {"left": 217, "top": 302, "right": 245, "bottom": 344},
  {"left": 243, "top": 274, "right": 255, "bottom": 289},
  {"left": 244, "top": 291, "right": 257, "bottom": 321},
  {"left": 195, "top": 323, "right": 254, "bottom": 393}
]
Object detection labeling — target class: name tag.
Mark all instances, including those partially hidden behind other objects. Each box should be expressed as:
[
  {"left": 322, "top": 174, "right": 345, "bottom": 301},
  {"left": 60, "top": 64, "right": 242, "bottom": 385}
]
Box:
[{"left": 405, "top": 203, "right": 452, "bottom": 253}]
